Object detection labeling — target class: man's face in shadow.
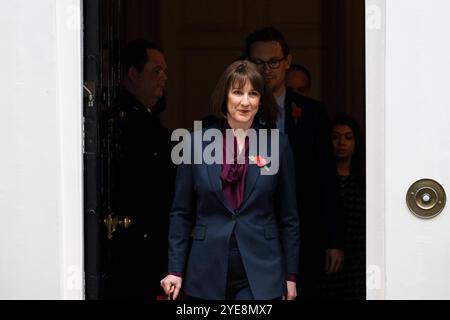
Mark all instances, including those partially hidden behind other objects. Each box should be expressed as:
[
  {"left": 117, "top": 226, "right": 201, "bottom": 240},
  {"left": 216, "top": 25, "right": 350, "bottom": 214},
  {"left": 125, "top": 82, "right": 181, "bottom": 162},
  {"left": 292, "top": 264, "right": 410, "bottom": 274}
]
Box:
[
  {"left": 285, "top": 69, "right": 311, "bottom": 96},
  {"left": 132, "top": 49, "right": 168, "bottom": 103}
]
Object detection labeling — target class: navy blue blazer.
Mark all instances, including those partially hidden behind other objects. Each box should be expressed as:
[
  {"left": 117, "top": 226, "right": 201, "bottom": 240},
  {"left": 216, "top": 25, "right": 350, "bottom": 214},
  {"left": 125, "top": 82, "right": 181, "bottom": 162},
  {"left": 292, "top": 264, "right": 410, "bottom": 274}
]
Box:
[{"left": 168, "top": 122, "right": 300, "bottom": 300}]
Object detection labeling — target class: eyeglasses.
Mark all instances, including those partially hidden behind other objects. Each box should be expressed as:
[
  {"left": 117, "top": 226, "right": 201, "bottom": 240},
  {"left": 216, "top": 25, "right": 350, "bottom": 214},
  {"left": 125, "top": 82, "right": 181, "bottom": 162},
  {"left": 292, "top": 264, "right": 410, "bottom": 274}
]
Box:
[{"left": 251, "top": 57, "right": 285, "bottom": 69}]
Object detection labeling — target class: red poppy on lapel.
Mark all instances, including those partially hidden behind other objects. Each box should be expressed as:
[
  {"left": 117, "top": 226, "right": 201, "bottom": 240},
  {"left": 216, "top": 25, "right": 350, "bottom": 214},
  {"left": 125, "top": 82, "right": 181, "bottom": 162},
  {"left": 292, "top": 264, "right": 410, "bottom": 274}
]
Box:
[
  {"left": 249, "top": 155, "right": 270, "bottom": 172},
  {"left": 291, "top": 103, "right": 303, "bottom": 124}
]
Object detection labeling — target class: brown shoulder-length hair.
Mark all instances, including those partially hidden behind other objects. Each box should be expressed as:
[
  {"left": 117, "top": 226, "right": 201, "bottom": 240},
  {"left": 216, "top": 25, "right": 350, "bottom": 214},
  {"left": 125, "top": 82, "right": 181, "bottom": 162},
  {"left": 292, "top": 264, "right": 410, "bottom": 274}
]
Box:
[{"left": 210, "top": 60, "right": 279, "bottom": 129}]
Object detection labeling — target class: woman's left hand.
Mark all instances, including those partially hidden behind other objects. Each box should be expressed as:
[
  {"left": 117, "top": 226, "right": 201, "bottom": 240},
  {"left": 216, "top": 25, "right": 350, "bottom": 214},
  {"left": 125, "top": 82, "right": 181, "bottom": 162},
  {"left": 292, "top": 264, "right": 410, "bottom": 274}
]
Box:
[{"left": 286, "top": 281, "right": 297, "bottom": 300}]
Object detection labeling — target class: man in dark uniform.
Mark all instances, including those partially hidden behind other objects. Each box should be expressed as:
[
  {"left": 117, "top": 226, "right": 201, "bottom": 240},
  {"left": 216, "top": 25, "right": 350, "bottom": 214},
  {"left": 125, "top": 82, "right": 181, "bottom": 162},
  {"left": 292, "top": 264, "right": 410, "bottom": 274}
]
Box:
[
  {"left": 245, "top": 27, "right": 344, "bottom": 299},
  {"left": 103, "top": 40, "right": 175, "bottom": 300}
]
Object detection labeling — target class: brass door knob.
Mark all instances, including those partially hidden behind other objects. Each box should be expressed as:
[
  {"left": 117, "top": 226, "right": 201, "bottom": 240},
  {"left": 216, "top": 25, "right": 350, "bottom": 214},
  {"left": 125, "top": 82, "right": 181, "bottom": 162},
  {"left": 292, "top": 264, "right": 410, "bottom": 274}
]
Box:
[
  {"left": 119, "top": 216, "right": 133, "bottom": 229},
  {"left": 104, "top": 213, "right": 133, "bottom": 239},
  {"left": 406, "top": 179, "right": 446, "bottom": 219}
]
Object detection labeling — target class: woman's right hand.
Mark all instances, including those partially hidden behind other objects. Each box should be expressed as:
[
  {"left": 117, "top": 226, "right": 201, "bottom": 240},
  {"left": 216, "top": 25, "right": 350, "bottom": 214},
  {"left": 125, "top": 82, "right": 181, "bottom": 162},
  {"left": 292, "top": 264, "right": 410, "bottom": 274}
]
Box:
[{"left": 160, "top": 274, "right": 183, "bottom": 300}]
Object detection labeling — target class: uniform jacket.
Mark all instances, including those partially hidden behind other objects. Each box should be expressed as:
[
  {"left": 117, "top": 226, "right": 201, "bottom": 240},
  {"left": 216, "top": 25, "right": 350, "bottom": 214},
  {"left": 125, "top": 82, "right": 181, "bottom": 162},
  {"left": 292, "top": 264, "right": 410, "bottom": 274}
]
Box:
[{"left": 102, "top": 89, "right": 175, "bottom": 298}]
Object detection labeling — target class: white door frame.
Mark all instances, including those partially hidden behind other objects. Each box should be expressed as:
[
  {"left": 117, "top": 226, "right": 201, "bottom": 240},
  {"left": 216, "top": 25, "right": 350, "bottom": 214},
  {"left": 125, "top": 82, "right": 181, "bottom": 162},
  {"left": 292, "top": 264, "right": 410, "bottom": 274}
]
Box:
[
  {"left": 57, "top": 0, "right": 84, "bottom": 300},
  {"left": 365, "top": 0, "right": 386, "bottom": 300}
]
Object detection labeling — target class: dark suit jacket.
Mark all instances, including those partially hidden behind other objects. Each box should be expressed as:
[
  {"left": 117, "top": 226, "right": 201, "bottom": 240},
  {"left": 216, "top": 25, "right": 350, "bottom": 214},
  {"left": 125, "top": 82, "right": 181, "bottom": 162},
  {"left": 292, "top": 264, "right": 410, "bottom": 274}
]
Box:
[
  {"left": 283, "top": 89, "right": 343, "bottom": 269},
  {"left": 168, "top": 122, "right": 300, "bottom": 300}
]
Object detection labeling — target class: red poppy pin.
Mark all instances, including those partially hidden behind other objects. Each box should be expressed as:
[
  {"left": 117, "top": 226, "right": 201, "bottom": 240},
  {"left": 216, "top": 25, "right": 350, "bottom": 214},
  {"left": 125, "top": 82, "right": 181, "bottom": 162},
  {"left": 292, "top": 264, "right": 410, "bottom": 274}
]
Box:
[
  {"left": 249, "top": 155, "right": 270, "bottom": 172},
  {"left": 291, "top": 103, "right": 303, "bottom": 124}
]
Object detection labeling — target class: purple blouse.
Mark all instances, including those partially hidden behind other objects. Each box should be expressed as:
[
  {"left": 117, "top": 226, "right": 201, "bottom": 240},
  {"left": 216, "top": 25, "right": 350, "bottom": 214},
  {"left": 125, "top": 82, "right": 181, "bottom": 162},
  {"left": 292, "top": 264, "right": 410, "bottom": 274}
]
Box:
[{"left": 220, "top": 121, "right": 249, "bottom": 210}]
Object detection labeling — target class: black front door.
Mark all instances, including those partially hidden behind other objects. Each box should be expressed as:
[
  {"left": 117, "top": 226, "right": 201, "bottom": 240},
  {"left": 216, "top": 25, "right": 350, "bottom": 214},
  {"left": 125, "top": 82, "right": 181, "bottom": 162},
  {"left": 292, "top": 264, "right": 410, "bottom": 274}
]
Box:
[{"left": 84, "top": 0, "right": 169, "bottom": 300}]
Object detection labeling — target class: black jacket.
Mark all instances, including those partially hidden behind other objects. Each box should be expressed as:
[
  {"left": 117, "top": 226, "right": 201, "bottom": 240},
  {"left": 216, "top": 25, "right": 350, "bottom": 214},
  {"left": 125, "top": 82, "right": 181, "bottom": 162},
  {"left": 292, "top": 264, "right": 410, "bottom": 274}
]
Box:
[
  {"left": 283, "top": 89, "right": 343, "bottom": 256},
  {"left": 102, "top": 89, "right": 175, "bottom": 298}
]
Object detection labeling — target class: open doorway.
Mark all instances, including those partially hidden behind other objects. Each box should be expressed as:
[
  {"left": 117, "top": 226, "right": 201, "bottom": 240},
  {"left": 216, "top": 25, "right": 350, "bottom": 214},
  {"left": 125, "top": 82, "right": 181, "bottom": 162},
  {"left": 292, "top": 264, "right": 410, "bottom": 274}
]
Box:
[{"left": 83, "top": 0, "right": 366, "bottom": 300}]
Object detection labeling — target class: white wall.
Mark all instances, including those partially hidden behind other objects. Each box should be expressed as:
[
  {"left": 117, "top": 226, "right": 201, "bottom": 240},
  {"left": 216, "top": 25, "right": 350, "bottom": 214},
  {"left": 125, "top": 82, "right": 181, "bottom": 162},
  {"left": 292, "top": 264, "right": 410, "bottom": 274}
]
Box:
[
  {"left": 0, "top": 0, "right": 83, "bottom": 299},
  {"left": 384, "top": 0, "right": 450, "bottom": 299}
]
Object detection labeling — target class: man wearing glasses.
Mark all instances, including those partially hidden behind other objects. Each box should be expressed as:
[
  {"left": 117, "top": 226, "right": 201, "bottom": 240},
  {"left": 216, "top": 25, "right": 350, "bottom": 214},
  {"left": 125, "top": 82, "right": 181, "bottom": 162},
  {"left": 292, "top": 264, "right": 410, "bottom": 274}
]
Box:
[{"left": 245, "top": 27, "right": 344, "bottom": 300}]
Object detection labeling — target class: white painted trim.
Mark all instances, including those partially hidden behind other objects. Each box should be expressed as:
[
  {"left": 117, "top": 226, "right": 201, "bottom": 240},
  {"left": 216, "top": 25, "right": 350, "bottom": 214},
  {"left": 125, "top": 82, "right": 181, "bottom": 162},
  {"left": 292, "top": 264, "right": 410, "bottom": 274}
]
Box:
[
  {"left": 365, "top": 0, "right": 386, "bottom": 300},
  {"left": 55, "top": 0, "right": 84, "bottom": 300}
]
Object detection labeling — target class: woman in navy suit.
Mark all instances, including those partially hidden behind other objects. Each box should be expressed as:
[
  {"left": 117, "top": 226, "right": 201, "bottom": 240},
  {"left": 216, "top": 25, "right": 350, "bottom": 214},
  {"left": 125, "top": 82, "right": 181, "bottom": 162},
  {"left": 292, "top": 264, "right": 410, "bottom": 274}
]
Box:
[{"left": 161, "top": 60, "right": 300, "bottom": 300}]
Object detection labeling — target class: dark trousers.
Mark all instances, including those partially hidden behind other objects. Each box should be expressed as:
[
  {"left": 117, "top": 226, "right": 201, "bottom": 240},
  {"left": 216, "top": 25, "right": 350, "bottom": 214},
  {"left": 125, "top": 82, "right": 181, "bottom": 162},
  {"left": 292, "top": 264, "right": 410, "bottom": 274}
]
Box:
[{"left": 226, "top": 234, "right": 254, "bottom": 300}]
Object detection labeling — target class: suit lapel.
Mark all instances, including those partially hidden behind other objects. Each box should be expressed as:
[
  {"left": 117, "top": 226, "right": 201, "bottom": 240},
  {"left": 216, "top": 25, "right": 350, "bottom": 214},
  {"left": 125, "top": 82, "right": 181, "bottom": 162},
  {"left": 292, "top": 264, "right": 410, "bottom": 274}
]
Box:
[
  {"left": 206, "top": 163, "right": 235, "bottom": 213},
  {"left": 284, "top": 91, "right": 295, "bottom": 134},
  {"left": 241, "top": 162, "right": 260, "bottom": 206},
  {"left": 204, "top": 121, "right": 235, "bottom": 214},
  {"left": 285, "top": 89, "right": 306, "bottom": 135},
  {"left": 207, "top": 161, "right": 259, "bottom": 214},
  {"left": 241, "top": 125, "right": 264, "bottom": 209}
]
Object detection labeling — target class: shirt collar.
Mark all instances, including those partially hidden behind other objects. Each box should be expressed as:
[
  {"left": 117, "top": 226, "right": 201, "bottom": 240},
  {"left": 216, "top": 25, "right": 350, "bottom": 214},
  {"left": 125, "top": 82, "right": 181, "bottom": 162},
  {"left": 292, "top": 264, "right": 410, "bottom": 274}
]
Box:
[{"left": 275, "top": 87, "right": 287, "bottom": 110}]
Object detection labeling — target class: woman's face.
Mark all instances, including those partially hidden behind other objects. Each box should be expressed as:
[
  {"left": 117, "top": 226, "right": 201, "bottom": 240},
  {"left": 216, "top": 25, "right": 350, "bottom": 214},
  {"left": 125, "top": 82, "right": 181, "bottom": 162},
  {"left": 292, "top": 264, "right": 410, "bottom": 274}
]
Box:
[
  {"left": 226, "top": 80, "right": 260, "bottom": 129},
  {"left": 331, "top": 124, "right": 355, "bottom": 161}
]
